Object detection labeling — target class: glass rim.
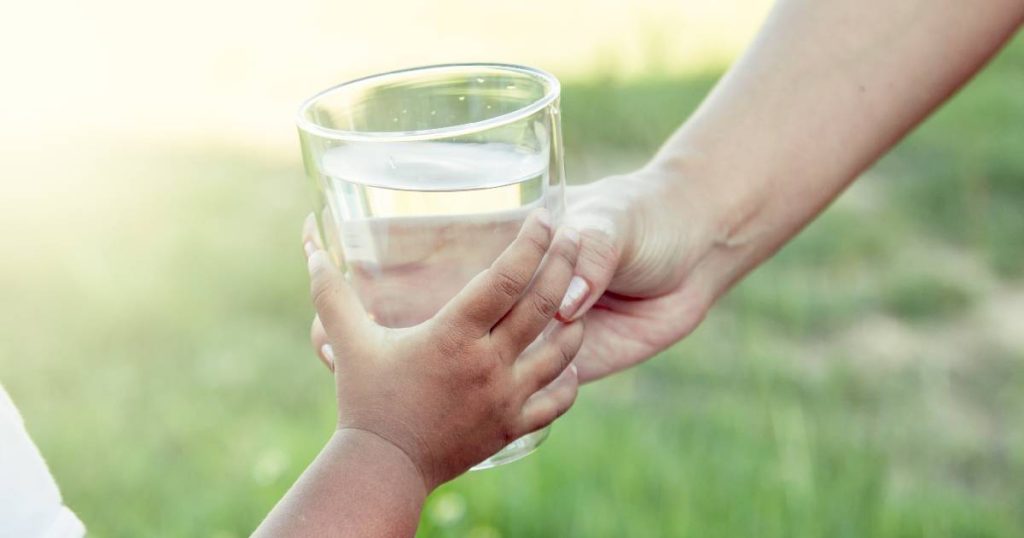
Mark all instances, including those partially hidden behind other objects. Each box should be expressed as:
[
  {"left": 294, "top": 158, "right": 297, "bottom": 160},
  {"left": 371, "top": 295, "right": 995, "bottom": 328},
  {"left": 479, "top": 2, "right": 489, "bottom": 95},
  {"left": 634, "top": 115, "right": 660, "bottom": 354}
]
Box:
[{"left": 295, "top": 63, "right": 560, "bottom": 143}]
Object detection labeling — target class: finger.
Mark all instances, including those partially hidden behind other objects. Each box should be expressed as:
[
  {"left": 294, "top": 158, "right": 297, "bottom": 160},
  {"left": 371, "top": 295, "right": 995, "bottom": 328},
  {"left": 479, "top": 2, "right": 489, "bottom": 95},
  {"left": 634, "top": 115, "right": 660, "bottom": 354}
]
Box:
[
  {"left": 558, "top": 187, "right": 624, "bottom": 322},
  {"left": 517, "top": 363, "right": 579, "bottom": 435},
  {"left": 513, "top": 319, "right": 584, "bottom": 394},
  {"left": 493, "top": 228, "right": 580, "bottom": 357},
  {"left": 556, "top": 226, "right": 619, "bottom": 323},
  {"left": 434, "top": 209, "right": 552, "bottom": 336},
  {"left": 302, "top": 213, "right": 325, "bottom": 254},
  {"left": 307, "top": 246, "right": 372, "bottom": 347},
  {"left": 310, "top": 315, "right": 334, "bottom": 372}
]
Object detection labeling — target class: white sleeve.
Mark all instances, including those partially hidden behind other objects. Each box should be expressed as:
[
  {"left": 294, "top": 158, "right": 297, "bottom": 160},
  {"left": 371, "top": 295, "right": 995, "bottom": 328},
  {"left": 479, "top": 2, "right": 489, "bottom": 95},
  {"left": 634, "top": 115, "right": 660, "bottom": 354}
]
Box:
[{"left": 0, "top": 384, "right": 85, "bottom": 538}]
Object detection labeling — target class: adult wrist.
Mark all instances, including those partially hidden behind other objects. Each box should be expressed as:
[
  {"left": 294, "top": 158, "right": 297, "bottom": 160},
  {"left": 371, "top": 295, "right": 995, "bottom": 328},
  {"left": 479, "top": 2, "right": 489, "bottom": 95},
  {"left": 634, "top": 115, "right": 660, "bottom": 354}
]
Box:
[
  {"left": 643, "top": 144, "right": 767, "bottom": 300},
  {"left": 647, "top": 144, "right": 755, "bottom": 245}
]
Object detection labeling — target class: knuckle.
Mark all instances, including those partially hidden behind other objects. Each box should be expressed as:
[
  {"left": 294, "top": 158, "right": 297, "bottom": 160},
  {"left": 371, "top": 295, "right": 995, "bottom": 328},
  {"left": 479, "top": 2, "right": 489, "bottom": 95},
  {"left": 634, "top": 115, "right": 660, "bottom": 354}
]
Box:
[
  {"left": 552, "top": 323, "right": 584, "bottom": 367},
  {"left": 490, "top": 269, "right": 526, "bottom": 300},
  {"left": 523, "top": 232, "right": 550, "bottom": 258},
  {"left": 553, "top": 240, "right": 579, "bottom": 267},
  {"left": 310, "top": 278, "right": 335, "bottom": 313},
  {"left": 533, "top": 407, "right": 558, "bottom": 431},
  {"left": 307, "top": 257, "right": 335, "bottom": 301},
  {"left": 557, "top": 339, "right": 579, "bottom": 369},
  {"left": 530, "top": 289, "right": 562, "bottom": 320}
]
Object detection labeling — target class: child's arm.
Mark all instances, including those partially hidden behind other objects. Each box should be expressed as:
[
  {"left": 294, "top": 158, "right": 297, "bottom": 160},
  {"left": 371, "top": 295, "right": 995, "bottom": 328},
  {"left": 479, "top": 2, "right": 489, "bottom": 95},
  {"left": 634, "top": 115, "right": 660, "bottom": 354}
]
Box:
[
  {"left": 254, "top": 210, "right": 581, "bottom": 537},
  {"left": 252, "top": 429, "right": 430, "bottom": 537}
]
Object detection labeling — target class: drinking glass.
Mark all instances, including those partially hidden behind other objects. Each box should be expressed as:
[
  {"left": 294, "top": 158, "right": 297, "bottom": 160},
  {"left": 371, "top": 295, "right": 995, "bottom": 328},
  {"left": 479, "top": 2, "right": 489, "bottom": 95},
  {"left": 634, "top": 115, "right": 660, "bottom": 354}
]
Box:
[{"left": 296, "top": 64, "right": 565, "bottom": 468}]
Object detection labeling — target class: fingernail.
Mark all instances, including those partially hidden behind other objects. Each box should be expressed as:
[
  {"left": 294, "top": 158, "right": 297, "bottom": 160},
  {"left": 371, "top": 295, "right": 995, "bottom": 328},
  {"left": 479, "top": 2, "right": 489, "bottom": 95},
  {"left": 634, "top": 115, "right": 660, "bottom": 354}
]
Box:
[
  {"left": 536, "top": 209, "right": 552, "bottom": 230},
  {"left": 569, "top": 363, "right": 578, "bottom": 376},
  {"left": 321, "top": 344, "right": 335, "bottom": 368},
  {"left": 558, "top": 275, "right": 590, "bottom": 321},
  {"left": 564, "top": 227, "right": 580, "bottom": 245},
  {"left": 304, "top": 241, "right": 317, "bottom": 258}
]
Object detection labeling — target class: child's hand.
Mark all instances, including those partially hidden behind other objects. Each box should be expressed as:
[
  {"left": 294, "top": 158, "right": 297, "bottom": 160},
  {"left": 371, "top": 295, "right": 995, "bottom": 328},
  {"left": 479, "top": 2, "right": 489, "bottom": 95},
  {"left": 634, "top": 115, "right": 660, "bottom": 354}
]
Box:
[{"left": 304, "top": 210, "right": 582, "bottom": 491}]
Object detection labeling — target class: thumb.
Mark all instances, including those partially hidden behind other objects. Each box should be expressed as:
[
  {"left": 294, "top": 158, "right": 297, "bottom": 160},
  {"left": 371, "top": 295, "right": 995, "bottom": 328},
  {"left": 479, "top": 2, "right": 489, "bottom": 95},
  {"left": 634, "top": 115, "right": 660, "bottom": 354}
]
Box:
[
  {"left": 556, "top": 203, "right": 623, "bottom": 322},
  {"left": 307, "top": 248, "right": 373, "bottom": 347}
]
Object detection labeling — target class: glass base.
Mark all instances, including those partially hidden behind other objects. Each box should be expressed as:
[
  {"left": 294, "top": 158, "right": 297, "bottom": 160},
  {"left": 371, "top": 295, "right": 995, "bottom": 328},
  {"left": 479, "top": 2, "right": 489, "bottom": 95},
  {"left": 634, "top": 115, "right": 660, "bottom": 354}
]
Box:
[{"left": 471, "top": 426, "right": 550, "bottom": 470}]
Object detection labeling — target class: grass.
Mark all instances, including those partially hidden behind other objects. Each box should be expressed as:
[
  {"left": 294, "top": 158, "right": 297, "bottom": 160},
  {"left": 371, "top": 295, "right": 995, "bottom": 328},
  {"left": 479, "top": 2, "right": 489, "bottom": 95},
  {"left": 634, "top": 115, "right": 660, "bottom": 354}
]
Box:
[
  {"left": 2, "top": 34, "right": 1023, "bottom": 538},
  {"left": 881, "top": 273, "right": 976, "bottom": 322}
]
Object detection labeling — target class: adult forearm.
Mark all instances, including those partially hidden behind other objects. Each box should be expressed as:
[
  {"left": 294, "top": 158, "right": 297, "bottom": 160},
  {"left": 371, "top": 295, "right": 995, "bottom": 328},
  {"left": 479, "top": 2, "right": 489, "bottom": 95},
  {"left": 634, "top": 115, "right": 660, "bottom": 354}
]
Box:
[
  {"left": 658, "top": 0, "right": 1023, "bottom": 296},
  {"left": 253, "top": 429, "right": 427, "bottom": 537}
]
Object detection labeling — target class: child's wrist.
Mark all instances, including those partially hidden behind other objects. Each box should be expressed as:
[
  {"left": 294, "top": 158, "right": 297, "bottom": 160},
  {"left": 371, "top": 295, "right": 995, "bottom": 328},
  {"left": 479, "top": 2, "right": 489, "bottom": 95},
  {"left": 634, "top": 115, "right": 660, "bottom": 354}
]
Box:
[{"left": 331, "top": 427, "right": 433, "bottom": 496}]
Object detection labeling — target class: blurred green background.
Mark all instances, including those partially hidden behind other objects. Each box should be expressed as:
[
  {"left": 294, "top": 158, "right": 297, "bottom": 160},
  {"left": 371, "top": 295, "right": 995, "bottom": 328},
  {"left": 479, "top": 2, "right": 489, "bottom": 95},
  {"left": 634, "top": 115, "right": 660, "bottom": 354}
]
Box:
[{"left": 2, "top": 1, "right": 1022, "bottom": 537}]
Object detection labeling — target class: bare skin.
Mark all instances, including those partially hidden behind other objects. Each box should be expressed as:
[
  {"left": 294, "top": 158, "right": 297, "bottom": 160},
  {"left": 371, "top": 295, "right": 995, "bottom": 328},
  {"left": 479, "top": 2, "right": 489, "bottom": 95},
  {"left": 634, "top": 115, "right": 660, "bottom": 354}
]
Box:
[
  {"left": 255, "top": 210, "right": 582, "bottom": 537},
  {"left": 555, "top": 0, "right": 1024, "bottom": 381},
  {"left": 310, "top": 0, "right": 1023, "bottom": 382},
  {"left": 309, "top": 2, "right": 1024, "bottom": 383},
  {"left": 282, "top": 1, "right": 1022, "bottom": 532}
]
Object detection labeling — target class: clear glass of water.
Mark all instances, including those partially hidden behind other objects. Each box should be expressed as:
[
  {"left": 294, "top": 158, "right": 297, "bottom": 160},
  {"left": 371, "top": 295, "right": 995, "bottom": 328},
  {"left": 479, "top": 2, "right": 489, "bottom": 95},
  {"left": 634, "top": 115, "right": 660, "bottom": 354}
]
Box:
[{"left": 296, "top": 64, "right": 565, "bottom": 468}]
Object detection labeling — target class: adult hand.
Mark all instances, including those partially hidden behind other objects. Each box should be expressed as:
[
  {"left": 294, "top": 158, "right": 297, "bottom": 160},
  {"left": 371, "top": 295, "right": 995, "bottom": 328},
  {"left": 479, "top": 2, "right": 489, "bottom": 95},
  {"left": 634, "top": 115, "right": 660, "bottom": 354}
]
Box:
[{"left": 556, "top": 166, "right": 723, "bottom": 382}]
